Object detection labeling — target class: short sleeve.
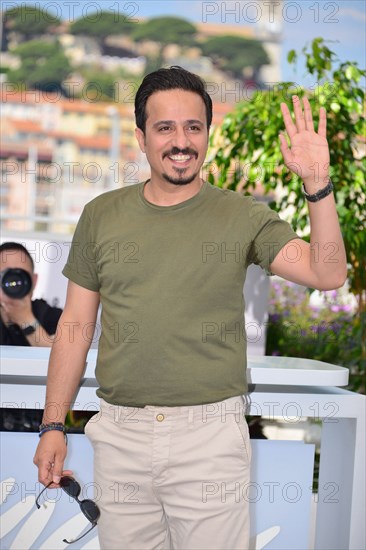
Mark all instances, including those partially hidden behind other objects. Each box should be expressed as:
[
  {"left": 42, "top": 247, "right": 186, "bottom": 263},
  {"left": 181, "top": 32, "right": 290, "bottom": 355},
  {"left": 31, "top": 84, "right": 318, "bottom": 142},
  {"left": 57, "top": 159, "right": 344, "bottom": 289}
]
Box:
[
  {"left": 62, "top": 206, "right": 101, "bottom": 291},
  {"left": 248, "top": 200, "right": 299, "bottom": 274}
]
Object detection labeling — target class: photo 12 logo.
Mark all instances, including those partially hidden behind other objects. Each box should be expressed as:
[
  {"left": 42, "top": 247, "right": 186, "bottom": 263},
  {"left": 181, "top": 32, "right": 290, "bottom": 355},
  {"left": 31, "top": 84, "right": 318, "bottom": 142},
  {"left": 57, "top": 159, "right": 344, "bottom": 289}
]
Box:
[{"left": 201, "top": 1, "right": 339, "bottom": 24}]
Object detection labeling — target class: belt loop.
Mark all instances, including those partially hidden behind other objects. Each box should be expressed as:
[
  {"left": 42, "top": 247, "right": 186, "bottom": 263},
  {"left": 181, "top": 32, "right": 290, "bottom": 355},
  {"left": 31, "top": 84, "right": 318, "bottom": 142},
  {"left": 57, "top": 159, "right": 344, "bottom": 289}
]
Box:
[
  {"left": 242, "top": 393, "right": 251, "bottom": 416},
  {"left": 114, "top": 404, "right": 125, "bottom": 425},
  {"left": 188, "top": 408, "right": 194, "bottom": 425}
]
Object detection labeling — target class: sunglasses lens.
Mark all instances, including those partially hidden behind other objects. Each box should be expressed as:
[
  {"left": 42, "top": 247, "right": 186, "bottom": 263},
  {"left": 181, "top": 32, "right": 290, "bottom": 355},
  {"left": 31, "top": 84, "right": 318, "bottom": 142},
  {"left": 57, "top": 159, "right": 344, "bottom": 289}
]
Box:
[
  {"left": 60, "top": 477, "right": 80, "bottom": 498},
  {"left": 81, "top": 499, "right": 100, "bottom": 522}
]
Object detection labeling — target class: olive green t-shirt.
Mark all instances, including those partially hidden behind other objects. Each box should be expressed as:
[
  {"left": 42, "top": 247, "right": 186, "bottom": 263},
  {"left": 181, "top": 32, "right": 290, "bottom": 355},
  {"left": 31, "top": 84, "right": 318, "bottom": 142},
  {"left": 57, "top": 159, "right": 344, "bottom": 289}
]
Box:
[{"left": 63, "top": 181, "right": 298, "bottom": 407}]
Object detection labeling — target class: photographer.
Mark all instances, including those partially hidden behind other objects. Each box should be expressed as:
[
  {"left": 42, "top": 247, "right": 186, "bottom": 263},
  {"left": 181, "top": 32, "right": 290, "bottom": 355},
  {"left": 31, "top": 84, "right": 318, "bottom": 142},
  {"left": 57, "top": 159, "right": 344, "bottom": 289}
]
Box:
[{"left": 0, "top": 242, "right": 62, "bottom": 347}]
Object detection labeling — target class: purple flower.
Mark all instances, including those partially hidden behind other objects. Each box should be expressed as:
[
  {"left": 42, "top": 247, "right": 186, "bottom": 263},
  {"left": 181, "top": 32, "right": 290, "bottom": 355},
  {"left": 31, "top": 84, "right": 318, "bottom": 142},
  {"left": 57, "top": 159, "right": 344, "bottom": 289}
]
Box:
[{"left": 269, "top": 313, "right": 281, "bottom": 322}]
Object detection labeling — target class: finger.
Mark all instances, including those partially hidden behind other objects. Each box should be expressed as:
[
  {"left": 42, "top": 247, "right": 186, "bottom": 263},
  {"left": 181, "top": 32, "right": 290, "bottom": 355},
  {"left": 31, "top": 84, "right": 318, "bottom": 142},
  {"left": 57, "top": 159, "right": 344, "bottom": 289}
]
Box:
[
  {"left": 61, "top": 469, "right": 74, "bottom": 481},
  {"left": 280, "top": 102, "right": 297, "bottom": 139},
  {"left": 292, "top": 95, "right": 306, "bottom": 132},
  {"left": 279, "top": 132, "right": 292, "bottom": 165},
  {"left": 1, "top": 299, "right": 14, "bottom": 314},
  {"left": 34, "top": 434, "right": 67, "bottom": 486},
  {"left": 303, "top": 97, "right": 314, "bottom": 131},
  {"left": 52, "top": 455, "right": 65, "bottom": 485},
  {"left": 36, "top": 456, "right": 55, "bottom": 487},
  {"left": 318, "top": 106, "right": 327, "bottom": 138},
  {"left": 44, "top": 471, "right": 74, "bottom": 491},
  {"left": 46, "top": 469, "right": 74, "bottom": 489},
  {"left": 0, "top": 293, "right": 10, "bottom": 306}
]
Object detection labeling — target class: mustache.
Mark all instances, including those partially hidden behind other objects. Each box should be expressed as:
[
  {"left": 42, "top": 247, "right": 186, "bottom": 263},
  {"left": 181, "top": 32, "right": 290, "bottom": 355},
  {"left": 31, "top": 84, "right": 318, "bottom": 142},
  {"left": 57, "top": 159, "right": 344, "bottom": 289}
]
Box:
[{"left": 163, "top": 147, "right": 198, "bottom": 159}]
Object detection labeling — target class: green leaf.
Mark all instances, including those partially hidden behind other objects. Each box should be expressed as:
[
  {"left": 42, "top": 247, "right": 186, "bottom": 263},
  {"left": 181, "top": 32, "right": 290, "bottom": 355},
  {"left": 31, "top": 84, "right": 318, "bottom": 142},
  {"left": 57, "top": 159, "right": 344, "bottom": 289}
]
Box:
[
  {"left": 287, "top": 50, "right": 297, "bottom": 64},
  {"left": 330, "top": 102, "right": 341, "bottom": 113}
]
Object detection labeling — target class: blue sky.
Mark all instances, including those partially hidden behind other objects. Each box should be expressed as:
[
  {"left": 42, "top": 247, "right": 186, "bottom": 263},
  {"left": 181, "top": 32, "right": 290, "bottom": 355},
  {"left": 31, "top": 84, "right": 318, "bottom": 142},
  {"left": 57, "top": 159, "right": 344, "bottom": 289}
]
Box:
[{"left": 3, "top": 0, "right": 365, "bottom": 85}]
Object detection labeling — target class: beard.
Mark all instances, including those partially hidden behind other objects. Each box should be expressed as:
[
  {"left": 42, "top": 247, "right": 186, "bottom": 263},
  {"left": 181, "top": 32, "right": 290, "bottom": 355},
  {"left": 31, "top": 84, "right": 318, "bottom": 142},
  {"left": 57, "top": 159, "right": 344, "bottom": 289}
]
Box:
[
  {"left": 162, "top": 168, "right": 199, "bottom": 186},
  {"left": 162, "top": 147, "right": 199, "bottom": 186}
]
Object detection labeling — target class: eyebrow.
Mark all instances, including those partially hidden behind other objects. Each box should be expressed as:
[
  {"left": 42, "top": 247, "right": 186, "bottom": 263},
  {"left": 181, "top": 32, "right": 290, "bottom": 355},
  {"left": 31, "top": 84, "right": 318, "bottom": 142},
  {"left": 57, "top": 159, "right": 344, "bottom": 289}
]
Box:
[{"left": 152, "top": 119, "right": 204, "bottom": 128}]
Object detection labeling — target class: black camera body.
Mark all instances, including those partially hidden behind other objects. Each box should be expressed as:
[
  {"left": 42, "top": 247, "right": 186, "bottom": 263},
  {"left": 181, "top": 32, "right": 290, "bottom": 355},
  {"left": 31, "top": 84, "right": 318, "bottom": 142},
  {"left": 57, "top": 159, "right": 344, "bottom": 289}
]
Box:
[{"left": 0, "top": 268, "right": 32, "bottom": 299}]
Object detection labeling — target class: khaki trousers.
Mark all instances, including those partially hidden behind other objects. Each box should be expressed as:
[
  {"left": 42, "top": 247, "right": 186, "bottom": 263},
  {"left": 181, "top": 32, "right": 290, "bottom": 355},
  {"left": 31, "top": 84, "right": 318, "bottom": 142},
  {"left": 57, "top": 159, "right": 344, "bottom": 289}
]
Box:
[{"left": 85, "top": 395, "right": 251, "bottom": 550}]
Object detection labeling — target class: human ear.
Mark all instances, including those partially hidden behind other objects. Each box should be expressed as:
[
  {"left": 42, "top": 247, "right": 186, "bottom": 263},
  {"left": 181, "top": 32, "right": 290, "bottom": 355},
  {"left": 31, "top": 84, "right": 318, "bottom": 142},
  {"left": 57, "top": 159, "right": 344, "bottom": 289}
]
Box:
[{"left": 135, "top": 128, "right": 146, "bottom": 153}]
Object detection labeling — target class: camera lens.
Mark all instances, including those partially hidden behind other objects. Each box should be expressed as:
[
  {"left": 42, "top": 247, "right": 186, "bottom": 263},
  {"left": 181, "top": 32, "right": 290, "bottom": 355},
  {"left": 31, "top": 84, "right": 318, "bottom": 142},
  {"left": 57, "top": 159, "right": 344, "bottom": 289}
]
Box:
[{"left": 0, "top": 268, "right": 32, "bottom": 299}]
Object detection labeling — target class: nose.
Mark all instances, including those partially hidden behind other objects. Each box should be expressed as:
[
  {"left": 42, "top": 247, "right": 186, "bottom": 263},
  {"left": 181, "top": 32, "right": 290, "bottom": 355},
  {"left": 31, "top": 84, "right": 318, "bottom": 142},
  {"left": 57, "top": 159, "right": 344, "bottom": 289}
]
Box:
[{"left": 171, "top": 126, "right": 190, "bottom": 149}]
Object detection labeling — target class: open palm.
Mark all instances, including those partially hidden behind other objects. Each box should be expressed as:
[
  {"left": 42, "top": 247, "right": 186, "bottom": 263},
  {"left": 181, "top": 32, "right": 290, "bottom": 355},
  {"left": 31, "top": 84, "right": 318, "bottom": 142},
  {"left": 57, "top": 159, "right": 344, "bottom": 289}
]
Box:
[{"left": 280, "top": 96, "right": 330, "bottom": 188}]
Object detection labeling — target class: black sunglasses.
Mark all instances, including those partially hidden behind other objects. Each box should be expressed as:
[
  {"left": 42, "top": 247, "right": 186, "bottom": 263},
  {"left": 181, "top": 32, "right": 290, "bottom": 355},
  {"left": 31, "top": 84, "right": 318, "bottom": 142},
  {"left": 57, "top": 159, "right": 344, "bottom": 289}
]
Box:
[{"left": 36, "top": 475, "right": 100, "bottom": 544}]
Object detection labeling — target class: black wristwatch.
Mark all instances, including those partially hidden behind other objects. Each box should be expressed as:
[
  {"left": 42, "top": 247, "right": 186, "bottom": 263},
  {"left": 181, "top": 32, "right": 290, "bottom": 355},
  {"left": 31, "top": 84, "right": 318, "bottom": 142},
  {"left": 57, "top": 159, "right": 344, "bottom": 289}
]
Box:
[{"left": 22, "top": 320, "right": 40, "bottom": 336}]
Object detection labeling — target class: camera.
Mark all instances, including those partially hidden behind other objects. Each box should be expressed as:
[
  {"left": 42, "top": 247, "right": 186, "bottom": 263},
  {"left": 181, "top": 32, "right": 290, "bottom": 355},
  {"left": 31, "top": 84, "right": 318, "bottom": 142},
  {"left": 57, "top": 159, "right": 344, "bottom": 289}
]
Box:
[{"left": 0, "top": 268, "right": 32, "bottom": 299}]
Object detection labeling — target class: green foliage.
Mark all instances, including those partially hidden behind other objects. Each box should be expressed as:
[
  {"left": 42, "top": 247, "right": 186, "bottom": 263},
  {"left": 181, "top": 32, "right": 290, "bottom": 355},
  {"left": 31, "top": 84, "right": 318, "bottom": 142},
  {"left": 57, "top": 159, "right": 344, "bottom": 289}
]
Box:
[
  {"left": 70, "top": 10, "right": 136, "bottom": 41},
  {"left": 208, "top": 38, "right": 365, "bottom": 305},
  {"left": 266, "top": 280, "right": 365, "bottom": 394},
  {"left": 132, "top": 17, "right": 197, "bottom": 47},
  {"left": 8, "top": 39, "right": 72, "bottom": 92},
  {"left": 200, "top": 35, "right": 269, "bottom": 78},
  {"left": 209, "top": 38, "right": 365, "bottom": 391},
  {"left": 144, "top": 53, "right": 165, "bottom": 76},
  {"left": 4, "top": 6, "right": 61, "bottom": 39},
  {"left": 81, "top": 70, "right": 118, "bottom": 101}
]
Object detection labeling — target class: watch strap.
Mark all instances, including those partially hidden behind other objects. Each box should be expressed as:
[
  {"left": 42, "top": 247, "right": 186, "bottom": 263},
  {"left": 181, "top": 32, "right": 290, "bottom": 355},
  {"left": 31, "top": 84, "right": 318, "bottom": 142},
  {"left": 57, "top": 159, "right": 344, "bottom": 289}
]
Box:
[
  {"left": 22, "top": 320, "right": 40, "bottom": 335},
  {"left": 302, "top": 179, "right": 334, "bottom": 202}
]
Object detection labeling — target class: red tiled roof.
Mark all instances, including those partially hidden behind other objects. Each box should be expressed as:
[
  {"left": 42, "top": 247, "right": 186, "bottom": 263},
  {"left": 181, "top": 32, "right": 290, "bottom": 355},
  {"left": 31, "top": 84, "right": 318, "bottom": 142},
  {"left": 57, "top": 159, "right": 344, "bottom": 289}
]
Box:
[
  {"left": 0, "top": 90, "right": 60, "bottom": 104},
  {"left": 1, "top": 120, "right": 121, "bottom": 151},
  {"left": 0, "top": 144, "right": 53, "bottom": 161},
  {"left": 1, "top": 90, "right": 133, "bottom": 116},
  {"left": 7, "top": 119, "right": 44, "bottom": 133},
  {"left": 74, "top": 135, "right": 111, "bottom": 149}
]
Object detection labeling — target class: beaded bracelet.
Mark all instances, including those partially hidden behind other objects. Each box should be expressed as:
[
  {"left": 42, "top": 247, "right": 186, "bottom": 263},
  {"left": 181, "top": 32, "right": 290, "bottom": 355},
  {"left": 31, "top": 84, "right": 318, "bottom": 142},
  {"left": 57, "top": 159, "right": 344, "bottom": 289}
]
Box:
[
  {"left": 302, "top": 179, "right": 334, "bottom": 202},
  {"left": 39, "top": 422, "right": 67, "bottom": 443}
]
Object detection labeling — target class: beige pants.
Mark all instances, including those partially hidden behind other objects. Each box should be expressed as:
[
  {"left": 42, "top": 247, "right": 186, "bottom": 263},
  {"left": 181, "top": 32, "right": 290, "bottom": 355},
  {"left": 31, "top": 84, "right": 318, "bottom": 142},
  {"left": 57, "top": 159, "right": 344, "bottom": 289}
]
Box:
[{"left": 85, "top": 395, "right": 251, "bottom": 550}]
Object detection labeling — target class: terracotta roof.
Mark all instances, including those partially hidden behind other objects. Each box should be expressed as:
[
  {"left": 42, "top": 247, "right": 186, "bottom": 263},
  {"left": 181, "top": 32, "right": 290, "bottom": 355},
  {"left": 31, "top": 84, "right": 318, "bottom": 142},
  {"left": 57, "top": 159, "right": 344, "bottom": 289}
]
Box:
[
  {"left": 61, "top": 100, "right": 133, "bottom": 116},
  {"left": 211, "top": 102, "right": 233, "bottom": 125},
  {"left": 6, "top": 119, "right": 44, "bottom": 133},
  {"left": 74, "top": 135, "right": 111, "bottom": 149},
  {"left": 196, "top": 22, "right": 254, "bottom": 38},
  {"left": 1, "top": 119, "right": 126, "bottom": 152},
  {"left": 1, "top": 90, "right": 133, "bottom": 116},
  {"left": 0, "top": 91, "right": 61, "bottom": 104},
  {"left": 0, "top": 144, "right": 53, "bottom": 161}
]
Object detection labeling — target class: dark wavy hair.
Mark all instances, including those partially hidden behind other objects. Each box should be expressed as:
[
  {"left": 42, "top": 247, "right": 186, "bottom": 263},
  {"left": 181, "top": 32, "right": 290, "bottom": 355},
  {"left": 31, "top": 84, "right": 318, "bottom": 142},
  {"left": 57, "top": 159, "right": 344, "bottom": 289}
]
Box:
[{"left": 134, "top": 66, "right": 213, "bottom": 133}]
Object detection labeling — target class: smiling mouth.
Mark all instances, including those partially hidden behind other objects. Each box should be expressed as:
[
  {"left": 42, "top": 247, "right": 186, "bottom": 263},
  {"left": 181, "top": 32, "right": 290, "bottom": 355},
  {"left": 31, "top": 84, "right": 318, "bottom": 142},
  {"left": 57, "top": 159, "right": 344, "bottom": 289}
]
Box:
[
  {"left": 168, "top": 154, "right": 193, "bottom": 163},
  {"left": 163, "top": 148, "right": 198, "bottom": 164}
]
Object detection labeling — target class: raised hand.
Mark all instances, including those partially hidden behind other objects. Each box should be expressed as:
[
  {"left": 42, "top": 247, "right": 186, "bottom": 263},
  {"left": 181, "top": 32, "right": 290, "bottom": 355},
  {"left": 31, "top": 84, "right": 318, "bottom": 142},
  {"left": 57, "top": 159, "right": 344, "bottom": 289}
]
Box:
[
  {"left": 279, "top": 96, "right": 330, "bottom": 191},
  {"left": 0, "top": 291, "right": 34, "bottom": 326}
]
